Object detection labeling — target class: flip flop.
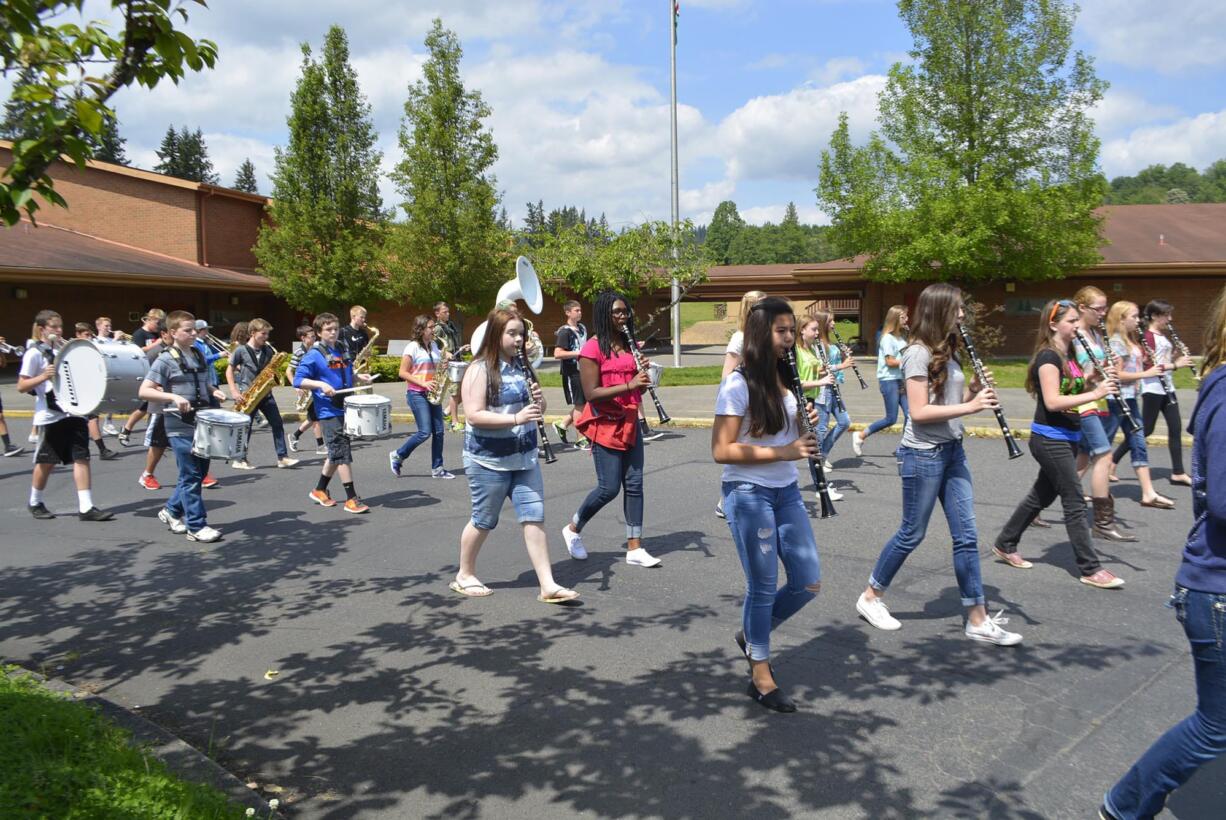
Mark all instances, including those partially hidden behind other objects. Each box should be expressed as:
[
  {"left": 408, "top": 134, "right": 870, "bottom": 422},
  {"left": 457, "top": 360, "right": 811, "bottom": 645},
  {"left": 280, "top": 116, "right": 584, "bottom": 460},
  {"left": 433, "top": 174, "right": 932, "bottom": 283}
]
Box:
[
  {"left": 449, "top": 580, "right": 493, "bottom": 598},
  {"left": 537, "top": 588, "right": 580, "bottom": 604}
]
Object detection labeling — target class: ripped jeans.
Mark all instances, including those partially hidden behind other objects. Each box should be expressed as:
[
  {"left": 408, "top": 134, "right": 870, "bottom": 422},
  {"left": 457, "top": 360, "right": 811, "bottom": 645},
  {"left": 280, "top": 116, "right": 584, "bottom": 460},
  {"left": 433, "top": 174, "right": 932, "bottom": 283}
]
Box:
[{"left": 722, "top": 480, "right": 821, "bottom": 661}]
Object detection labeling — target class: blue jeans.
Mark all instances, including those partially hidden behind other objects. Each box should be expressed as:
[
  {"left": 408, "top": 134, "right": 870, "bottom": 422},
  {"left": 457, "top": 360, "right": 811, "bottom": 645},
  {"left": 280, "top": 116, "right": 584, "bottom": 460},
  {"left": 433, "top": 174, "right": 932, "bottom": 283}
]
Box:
[
  {"left": 1110, "top": 396, "right": 1149, "bottom": 468},
  {"left": 1105, "top": 587, "right": 1226, "bottom": 819},
  {"left": 396, "top": 390, "right": 444, "bottom": 469},
  {"left": 817, "top": 390, "right": 850, "bottom": 456},
  {"left": 464, "top": 458, "right": 545, "bottom": 529},
  {"left": 1080, "top": 411, "right": 1121, "bottom": 457},
  {"left": 869, "top": 441, "right": 985, "bottom": 607},
  {"left": 722, "top": 481, "right": 821, "bottom": 661},
  {"left": 166, "top": 434, "right": 209, "bottom": 532},
  {"left": 246, "top": 395, "right": 288, "bottom": 459},
  {"left": 865, "top": 379, "right": 909, "bottom": 436},
  {"left": 574, "top": 436, "right": 644, "bottom": 539}
]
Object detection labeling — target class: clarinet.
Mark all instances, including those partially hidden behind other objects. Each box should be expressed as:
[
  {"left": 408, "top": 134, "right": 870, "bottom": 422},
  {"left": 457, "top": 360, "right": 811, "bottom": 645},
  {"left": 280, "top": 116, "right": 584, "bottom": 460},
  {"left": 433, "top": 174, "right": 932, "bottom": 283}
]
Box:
[
  {"left": 619, "top": 322, "right": 671, "bottom": 425},
  {"left": 785, "top": 347, "right": 837, "bottom": 519},
  {"left": 831, "top": 327, "right": 868, "bottom": 389},
  {"left": 956, "top": 324, "right": 1023, "bottom": 460},
  {"left": 516, "top": 340, "right": 557, "bottom": 464},
  {"left": 1166, "top": 321, "right": 1201, "bottom": 382},
  {"left": 1137, "top": 318, "right": 1177, "bottom": 405},
  {"left": 812, "top": 341, "right": 846, "bottom": 414},
  {"left": 1072, "top": 327, "right": 1140, "bottom": 435}
]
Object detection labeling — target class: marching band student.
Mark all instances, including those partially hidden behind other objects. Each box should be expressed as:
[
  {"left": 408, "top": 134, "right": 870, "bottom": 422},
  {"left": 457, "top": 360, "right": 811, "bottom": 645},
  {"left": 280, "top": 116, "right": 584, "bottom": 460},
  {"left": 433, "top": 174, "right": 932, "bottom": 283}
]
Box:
[
  {"left": 139, "top": 310, "right": 227, "bottom": 542},
  {"left": 992, "top": 299, "right": 1125, "bottom": 588},
  {"left": 0, "top": 336, "right": 23, "bottom": 457},
  {"left": 72, "top": 323, "right": 118, "bottom": 461},
  {"left": 561, "top": 291, "right": 661, "bottom": 567},
  {"left": 853, "top": 304, "right": 910, "bottom": 456},
  {"left": 721, "top": 290, "right": 768, "bottom": 378},
  {"left": 136, "top": 323, "right": 174, "bottom": 491},
  {"left": 94, "top": 316, "right": 121, "bottom": 435},
  {"left": 288, "top": 324, "right": 326, "bottom": 456},
  {"left": 19, "top": 310, "right": 114, "bottom": 521},
  {"left": 1099, "top": 284, "right": 1226, "bottom": 820},
  {"left": 795, "top": 315, "right": 840, "bottom": 501},
  {"left": 293, "top": 312, "right": 373, "bottom": 513},
  {"left": 389, "top": 315, "right": 452, "bottom": 480},
  {"left": 189, "top": 320, "right": 221, "bottom": 489},
  {"left": 226, "top": 318, "right": 297, "bottom": 470},
  {"left": 118, "top": 308, "right": 165, "bottom": 446},
  {"left": 433, "top": 301, "right": 466, "bottom": 431},
  {"left": 1105, "top": 301, "right": 1176, "bottom": 509},
  {"left": 712, "top": 296, "right": 824, "bottom": 713},
  {"left": 813, "top": 309, "right": 854, "bottom": 470},
  {"left": 855, "top": 283, "right": 1022, "bottom": 644},
  {"left": 450, "top": 308, "right": 580, "bottom": 604},
  {"left": 338, "top": 305, "right": 370, "bottom": 363},
  {"left": 552, "top": 300, "right": 590, "bottom": 450},
  {"left": 229, "top": 320, "right": 250, "bottom": 348}
]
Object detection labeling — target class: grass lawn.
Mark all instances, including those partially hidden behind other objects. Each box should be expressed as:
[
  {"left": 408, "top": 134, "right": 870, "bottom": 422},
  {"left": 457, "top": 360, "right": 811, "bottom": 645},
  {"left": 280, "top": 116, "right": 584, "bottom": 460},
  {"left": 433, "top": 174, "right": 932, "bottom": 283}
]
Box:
[
  {"left": 0, "top": 668, "right": 248, "bottom": 819},
  {"left": 679, "top": 302, "right": 715, "bottom": 332},
  {"left": 537, "top": 365, "right": 725, "bottom": 388},
  {"left": 973, "top": 360, "right": 1201, "bottom": 390}
]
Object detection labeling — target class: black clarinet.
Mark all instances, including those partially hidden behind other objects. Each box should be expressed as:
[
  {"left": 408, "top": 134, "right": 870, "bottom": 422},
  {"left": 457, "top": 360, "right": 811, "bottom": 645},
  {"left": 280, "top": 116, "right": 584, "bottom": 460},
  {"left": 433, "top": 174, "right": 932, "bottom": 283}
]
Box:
[
  {"left": 1138, "top": 317, "right": 1177, "bottom": 405},
  {"left": 1166, "top": 321, "right": 1201, "bottom": 382},
  {"left": 812, "top": 341, "right": 846, "bottom": 414},
  {"left": 956, "top": 323, "right": 1023, "bottom": 460},
  {"left": 516, "top": 340, "right": 557, "bottom": 464},
  {"left": 785, "top": 347, "right": 837, "bottom": 519},
  {"left": 1072, "top": 327, "right": 1140, "bottom": 434},
  {"left": 831, "top": 327, "right": 868, "bottom": 389},
  {"left": 619, "top": 321, "right": 671, "bottom": 425}
]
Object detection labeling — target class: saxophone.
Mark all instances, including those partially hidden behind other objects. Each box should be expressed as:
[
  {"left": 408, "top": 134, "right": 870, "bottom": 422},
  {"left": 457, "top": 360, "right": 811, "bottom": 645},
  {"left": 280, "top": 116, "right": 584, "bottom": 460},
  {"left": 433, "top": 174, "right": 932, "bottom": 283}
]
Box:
[
  {"left": 235, "top": 350, "right": 291, "bottom": 414},
  {"left": 352, "top": 326, "right": 380, "bottom": 394},
  {"left": 426, "top": 334, "right": 455, "bottom": 405}
]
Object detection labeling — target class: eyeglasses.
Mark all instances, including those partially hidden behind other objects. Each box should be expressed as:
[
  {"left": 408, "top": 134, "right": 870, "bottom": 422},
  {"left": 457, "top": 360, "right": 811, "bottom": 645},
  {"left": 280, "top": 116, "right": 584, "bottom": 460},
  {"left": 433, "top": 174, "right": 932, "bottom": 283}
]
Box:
[
  {"left": 610, "top": 307, "right": 629, "bottom": 316},
  {"left": 1048, "top": 299, "right": 1076, "bottom": 323}
]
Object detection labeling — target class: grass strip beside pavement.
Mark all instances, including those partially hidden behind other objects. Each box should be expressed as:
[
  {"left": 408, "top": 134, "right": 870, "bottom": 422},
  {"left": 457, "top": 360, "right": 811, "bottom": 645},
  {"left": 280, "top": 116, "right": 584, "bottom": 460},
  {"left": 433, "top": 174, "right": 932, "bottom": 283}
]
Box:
[
  {"left": 0, "top": 668, "right": 248, "bottom": 819},
  {"left": 537, "top": 365, "right": 725, "bottom": 388}
]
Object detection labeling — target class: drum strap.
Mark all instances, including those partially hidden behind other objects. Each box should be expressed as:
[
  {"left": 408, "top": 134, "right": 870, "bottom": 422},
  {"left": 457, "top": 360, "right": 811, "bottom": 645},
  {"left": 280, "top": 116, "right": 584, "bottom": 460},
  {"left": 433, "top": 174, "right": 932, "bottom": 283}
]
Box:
[
  {"left": 168, "top": 346, "right": 210, "bottom": 410},
  {"left": 36, "top": 343, "right": 63, "bottom": 412}
]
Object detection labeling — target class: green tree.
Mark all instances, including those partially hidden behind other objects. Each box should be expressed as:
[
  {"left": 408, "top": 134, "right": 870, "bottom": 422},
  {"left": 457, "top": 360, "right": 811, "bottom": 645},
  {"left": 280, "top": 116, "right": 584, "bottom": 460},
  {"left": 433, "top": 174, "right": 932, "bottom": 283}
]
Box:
[
  {"left": 818, "top": 0, "right": 1106, "bottom": 284},
  {"left": 777, "top": 202, "right": 810, "bottom": 263},
  {"left": 153, "top": 125, "right": 217, "bottom": 183},
  {"left": 232, "top": 158, "right": 258, "bottom": 193},
  {"left": 3, "top": 65, "right": 129, "bottom": 165},
  {"left": 704, "top": 200, "right": 744, "bottom": 265},
  {"left": 387, "top": 19, "right": 508, "bottom": 315},
  {"left": 254, "top": 26, "right": 388, "bottom": 313},
  {"left": 92, "top": 115, "right": 128, "bottom": 165},
  {"left": 1, "top": 0, "right": 218, "bottom": 225}
]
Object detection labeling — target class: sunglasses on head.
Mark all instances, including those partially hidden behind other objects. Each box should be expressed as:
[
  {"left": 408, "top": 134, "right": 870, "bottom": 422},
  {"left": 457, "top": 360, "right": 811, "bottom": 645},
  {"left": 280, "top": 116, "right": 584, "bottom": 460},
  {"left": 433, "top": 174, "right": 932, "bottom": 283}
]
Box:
[{"left": 1048, "top": 299, "right": 1076, "bottom": 323}]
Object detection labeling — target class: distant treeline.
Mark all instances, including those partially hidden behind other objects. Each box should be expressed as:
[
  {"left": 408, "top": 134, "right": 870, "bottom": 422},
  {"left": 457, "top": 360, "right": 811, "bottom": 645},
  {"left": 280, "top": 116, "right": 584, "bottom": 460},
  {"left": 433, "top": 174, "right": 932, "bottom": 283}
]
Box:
[{"left": 1104, "top": 159, "right": 1226, "bottom": 205}]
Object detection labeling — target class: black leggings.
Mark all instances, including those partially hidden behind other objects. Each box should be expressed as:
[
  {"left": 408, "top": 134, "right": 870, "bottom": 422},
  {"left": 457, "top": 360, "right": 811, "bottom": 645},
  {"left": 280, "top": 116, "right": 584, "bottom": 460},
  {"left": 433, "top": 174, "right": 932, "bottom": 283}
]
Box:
[{"left": 1112, "top": 392, "right": 1184, "bottom": 474}]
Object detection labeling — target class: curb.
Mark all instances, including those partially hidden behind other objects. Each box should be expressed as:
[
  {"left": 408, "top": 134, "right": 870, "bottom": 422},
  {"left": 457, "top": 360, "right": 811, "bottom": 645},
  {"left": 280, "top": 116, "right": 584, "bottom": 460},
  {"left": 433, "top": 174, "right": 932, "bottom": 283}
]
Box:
[{"left": 4, "top": 666, "right": 272, "bottom": 816}]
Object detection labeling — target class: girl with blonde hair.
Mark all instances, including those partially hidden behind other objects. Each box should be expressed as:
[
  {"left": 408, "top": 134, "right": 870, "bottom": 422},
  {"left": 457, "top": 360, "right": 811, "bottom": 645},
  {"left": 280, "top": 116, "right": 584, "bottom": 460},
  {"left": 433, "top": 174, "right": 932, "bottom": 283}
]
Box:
[{"left": 722, "top": 290, "right": 768, "bottom": 378}]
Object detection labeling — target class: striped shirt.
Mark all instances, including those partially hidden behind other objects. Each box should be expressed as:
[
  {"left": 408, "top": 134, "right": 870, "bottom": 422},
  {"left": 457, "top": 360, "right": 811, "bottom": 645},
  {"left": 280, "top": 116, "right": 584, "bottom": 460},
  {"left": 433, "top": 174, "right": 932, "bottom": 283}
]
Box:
[
  {"left": 463, "top": 358, "right": 538, "bottom": 471},
  {"left": 403, "top": 341, "right": 439, "bottom": 394}
]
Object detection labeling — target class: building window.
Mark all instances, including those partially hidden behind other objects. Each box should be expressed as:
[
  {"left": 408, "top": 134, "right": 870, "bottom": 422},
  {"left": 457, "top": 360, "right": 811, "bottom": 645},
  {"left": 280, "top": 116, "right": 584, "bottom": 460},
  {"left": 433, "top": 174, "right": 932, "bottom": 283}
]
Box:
[{"left": 1004, "top": 297, "right": 1046, "bottom": 317}]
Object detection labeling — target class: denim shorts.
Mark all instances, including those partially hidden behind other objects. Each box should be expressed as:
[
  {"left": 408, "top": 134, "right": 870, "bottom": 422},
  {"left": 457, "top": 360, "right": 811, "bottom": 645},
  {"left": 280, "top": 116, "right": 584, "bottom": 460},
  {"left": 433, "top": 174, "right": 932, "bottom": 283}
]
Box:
[
  {"left": 465, "top": 458, "right": 545, "bottom": 530},
  {"left": 1078, "top": 411, "right": 1119, "bottom": 457}
]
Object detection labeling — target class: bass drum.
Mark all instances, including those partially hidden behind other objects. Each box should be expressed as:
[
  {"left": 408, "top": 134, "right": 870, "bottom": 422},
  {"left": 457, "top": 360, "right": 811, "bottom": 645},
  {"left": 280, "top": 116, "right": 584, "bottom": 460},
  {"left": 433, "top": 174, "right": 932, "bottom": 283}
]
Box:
[
  {"left": 345, "top": 394, "right": 392, "bottom": 439},
  {"left": 192, "top": 409, "right": 251, "bottom": 461},
  {"left": 53, "top": 339, "right": 149, "bottom": 416}
]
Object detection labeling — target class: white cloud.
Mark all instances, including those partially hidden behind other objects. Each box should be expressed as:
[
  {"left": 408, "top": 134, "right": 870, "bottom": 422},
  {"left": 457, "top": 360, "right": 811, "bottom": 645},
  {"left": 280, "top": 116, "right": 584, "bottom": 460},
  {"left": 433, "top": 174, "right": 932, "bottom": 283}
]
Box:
[
  {"left": 1101, "top": 108, "right": 1226, "bottom": 177},
  {"left": 1078, "top": 0, "right": 1226, "bottom": 73},
  {"left": 739, "top": 203, "right": 828, "bottom": 226},
  {"left": 1089, "top": 90, "right": 1179, "bottom": 140},
  {"left": 808, "top": 57, "right": 869, "bottom": 86}
]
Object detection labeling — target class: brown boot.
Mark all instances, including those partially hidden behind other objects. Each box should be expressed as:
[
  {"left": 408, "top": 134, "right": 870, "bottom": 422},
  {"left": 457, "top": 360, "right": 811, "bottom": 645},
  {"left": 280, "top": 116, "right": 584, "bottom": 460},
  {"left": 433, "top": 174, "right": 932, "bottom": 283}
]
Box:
[{"left": 1091, "top": 497, "right": 1138, "bottom": 542}]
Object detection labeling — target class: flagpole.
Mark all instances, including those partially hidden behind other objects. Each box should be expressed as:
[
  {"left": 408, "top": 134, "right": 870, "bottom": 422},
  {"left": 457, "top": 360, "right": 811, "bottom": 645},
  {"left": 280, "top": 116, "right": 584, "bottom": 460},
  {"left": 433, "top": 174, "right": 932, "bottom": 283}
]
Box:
[{"left": 669, "top": 0, "right": 681, "bottom": 368}]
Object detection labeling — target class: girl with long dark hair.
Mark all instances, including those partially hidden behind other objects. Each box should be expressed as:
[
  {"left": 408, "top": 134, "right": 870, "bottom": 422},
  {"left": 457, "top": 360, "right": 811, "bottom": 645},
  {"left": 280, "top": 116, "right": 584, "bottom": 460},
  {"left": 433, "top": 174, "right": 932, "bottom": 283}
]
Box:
[
  {"left": 389, "top": 314, "right": 453, "bottom": 480},
  {"left": 992, "top": 299, "right": 1124, "bottom": 588},
  {"left": 562, "top": 291, "right": 659, "bottom": 567},
  {"left": 855, "top": 283, "right": 1022, "bottom": 645},
  {"left": 712, "top": 297, "right": 822, "bottom": 712}
]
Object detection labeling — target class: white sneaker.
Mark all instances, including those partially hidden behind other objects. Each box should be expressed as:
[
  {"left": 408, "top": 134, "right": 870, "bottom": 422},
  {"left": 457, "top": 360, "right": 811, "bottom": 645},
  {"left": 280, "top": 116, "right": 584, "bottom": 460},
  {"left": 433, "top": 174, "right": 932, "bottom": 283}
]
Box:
[
  {"left": 965, "top": 610, "right": 1023, "bottom": 646},
  {"left": 186, "top": 526, "right": 222, "bottom": 543},
  {"left": 314, "top": 446, "right": 328, "bottom": 456},
  {"left": 277, "top": 457, "right": 300, "bottom": 468},
  {"left": 157, "top": 508, "right": 187, "bottom": 534},
  {"left": 625, "top": 547, "right": 662, "bottom": 567},
  {"left": 856, "top": 591, "right": 901, "bottom": 631},
  {"left": 102, "top": 423, "right": 119, "bottom": 437},
  {"left": 562, "top": 526, "right": 588, "bottom": 560},
  {"left": 431, "top": 467, "right": 456, "bottom": 480},
  {"left": 288, "top": 436, "right": 300, "bottom": 453},
  {"left": 823, "top": 486, "right": 845, "bottom": 502},
  {"left": 230, "top": 460, "right": 255, "bottom": 470},
  {"left": 851, "top": 430, "right": 864, "bottom": 456},
  {"left": 824, "top": 459, "right": 835, "bottom": 471}
]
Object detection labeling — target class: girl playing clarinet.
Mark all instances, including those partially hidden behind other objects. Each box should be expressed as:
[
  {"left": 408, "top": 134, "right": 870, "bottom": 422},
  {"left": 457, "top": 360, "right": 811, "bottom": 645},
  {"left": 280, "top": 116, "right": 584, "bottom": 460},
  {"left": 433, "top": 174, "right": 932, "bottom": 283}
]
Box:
[
  {"left": 813, "top": 309, "right": 854, "bottom": 469},
  {"left": 795, "top": 315, "right": 840, "bottom": 501},
  {"left": 712, "top": 296, "right": 823, "bottom": 712},
  {"left": 856, "top": 283, "right": 1022, "bottom": 644}
]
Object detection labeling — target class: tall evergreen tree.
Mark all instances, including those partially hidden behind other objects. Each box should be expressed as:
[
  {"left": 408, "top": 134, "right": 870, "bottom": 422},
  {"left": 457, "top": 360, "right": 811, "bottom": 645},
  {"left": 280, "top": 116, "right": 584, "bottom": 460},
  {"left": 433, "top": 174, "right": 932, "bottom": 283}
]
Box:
[
  {"left": 233, "top": 158, "right": 259, "bottom": 193},
  {"left": 705, "top": 200, "right": 745, "bottom": 265},
  {"left": 388, "top": 19, "right": 508, "bottom": 314},
  {"left": 255, "top": 26, "right": 388, "bottom": 313},
  {"left": 777, "top": 202, "right": 809, "bottom": 263},
  {"left": 153, "top": 126, "right": 180, "bottom": 175},
  {"left": 0, "top": 66, "right": 40, "bottom": 140},
  {"left": 4, "top": 65, "right": 127, "bottom": 165},
  {"left": 93, "top": 115, "right": 128, "bottom": 165},
  {"left": 154, "top": 125, "right": 217, "bottom": 183}
]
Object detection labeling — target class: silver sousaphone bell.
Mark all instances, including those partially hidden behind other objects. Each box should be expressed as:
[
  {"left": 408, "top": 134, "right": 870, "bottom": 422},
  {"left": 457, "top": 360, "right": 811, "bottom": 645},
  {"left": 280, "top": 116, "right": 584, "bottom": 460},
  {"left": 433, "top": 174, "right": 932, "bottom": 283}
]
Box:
[{"left": 471, "top": 255, "right": 545, "bottom": 366}]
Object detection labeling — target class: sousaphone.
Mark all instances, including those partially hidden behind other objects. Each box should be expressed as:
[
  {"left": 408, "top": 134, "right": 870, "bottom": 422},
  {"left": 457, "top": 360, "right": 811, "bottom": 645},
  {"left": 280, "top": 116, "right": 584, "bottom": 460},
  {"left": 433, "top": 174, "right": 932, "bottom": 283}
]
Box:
[{"left": 471, "top": 255, "right": 545, "bottom": 366}]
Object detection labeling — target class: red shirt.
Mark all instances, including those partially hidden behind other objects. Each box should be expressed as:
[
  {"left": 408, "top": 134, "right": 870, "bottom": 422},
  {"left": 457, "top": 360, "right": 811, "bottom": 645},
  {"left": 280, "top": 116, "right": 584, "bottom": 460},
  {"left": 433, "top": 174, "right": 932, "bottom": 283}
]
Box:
[{"left": 579, "top": 337, "right": 642, "bottom": 412}]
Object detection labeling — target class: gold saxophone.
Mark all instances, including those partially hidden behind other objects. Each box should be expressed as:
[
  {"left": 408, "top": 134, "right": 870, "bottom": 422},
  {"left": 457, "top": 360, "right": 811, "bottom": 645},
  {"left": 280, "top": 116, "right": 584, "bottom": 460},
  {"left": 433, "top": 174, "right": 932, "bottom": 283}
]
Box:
[
  {"left": 351, "top": 326, "right": 380, "bottom": 394},
  {"left": 235, "top": 350, "right": 291, "bottom": 414},
  {"left": 426, "top": 334, "right": 455, "bottom": 405}
]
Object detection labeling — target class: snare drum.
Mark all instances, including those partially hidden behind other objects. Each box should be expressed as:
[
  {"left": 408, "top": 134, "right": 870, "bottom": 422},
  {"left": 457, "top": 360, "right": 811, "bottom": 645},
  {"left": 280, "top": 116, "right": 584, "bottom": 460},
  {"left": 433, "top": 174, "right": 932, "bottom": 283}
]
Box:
[
  {"left": 53, "top": 339, "right": 149, "bottom": 416},
  {"left": 447, "top": 359, "right": 468, "bottom": 384},
  {"left": 192, "top": 409, "right": 251, "bottom": 460},
  {"left": 344, "top": 394, "right": 392, "bottom": 438}
]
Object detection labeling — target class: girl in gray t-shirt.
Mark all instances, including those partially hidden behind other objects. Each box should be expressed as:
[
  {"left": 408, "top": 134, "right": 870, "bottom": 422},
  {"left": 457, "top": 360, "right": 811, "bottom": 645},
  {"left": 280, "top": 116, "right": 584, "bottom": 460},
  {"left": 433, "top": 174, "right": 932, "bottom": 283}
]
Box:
[{"left": 854, "top": 283, "right": 1022, "bottom": 647}]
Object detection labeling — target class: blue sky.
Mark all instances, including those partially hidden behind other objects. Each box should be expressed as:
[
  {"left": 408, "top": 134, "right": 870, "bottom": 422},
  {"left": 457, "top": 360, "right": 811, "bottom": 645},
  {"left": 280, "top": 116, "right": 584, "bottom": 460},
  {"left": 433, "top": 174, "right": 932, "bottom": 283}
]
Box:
[{"left": 9, "top": 1, "right": 1225, "bottom": 228}]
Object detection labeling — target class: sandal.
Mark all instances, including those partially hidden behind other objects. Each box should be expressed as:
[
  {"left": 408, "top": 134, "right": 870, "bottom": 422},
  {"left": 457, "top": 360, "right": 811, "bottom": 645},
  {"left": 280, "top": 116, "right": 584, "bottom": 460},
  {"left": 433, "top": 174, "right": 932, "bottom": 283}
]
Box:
[
  {"left": 992, "top": 546, "right": 1033, "bottom": 569},
  {"left": 1170, "top": 475, "right": 1193, "bottom": 487},
  {"left": 1140, "top": 495, "right": 1176, "bottom": 510},
  {"left": 449, "top": 580, "right": 493, "bottom": 598},
  {"left": 537, "top": 587, "right": 580, "bottom": 604}
]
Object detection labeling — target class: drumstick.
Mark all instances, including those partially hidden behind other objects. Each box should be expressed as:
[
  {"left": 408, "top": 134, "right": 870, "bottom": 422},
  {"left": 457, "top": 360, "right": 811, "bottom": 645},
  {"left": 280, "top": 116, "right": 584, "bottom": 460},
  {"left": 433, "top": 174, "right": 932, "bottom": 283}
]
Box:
[{"left": 329, "top": 377, "right": 380, "bottom": 398}]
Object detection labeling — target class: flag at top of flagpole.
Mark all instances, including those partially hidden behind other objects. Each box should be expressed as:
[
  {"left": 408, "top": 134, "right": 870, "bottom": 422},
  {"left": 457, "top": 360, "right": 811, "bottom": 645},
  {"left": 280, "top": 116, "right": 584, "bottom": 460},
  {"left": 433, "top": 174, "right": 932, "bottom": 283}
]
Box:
[{"left": 673, "top": 1, "right": 679, "bottom": 43}]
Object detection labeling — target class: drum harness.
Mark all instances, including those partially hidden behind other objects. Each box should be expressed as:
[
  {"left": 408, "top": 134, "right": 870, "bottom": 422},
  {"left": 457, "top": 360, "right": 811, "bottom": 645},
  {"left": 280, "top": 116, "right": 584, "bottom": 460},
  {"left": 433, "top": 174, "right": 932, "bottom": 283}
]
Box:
[
  {"left": 35, "top": 342, "right": 66, "bottom": 413},
  {"left": 165, "top": 346, "right": 214, "bottom": 424}
]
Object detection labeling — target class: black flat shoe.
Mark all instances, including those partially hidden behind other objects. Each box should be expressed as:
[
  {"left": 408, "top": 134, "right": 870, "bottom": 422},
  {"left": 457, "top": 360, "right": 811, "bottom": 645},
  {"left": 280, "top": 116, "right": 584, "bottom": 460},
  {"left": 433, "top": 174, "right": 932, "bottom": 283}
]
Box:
[
  {"left": 98, "top": 448, "right": 119, "bottom": 461},
  {"left": 79, "top": 507, "right": 115, "bottom": 522},
  {"left": 747, "top": 681, "right": 796, "bottom": 713},
  {"left": 28, "top": 503, "right": 55, "bottom": 520},
  {"left": 734, "top": 631, "right": 751, "bottom": 674}
]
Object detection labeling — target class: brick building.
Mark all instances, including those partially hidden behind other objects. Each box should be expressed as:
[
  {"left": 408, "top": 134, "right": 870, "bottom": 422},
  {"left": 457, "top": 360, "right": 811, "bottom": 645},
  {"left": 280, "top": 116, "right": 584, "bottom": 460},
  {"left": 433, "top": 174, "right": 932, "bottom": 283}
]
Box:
[{"left": 693, "top": 203, "right": 1226, "bottom": 356}]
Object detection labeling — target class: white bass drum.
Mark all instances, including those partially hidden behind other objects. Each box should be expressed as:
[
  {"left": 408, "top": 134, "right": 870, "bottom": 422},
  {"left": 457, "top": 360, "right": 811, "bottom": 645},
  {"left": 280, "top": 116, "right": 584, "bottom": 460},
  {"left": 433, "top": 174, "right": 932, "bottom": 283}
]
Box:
[{"left": 53, "top": 339, "right": 149, "bottom": 416}]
